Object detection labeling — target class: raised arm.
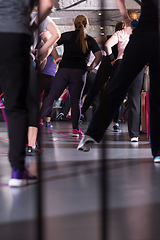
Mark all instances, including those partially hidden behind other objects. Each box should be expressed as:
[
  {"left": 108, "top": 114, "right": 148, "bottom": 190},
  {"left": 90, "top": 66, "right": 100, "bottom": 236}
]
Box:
[
  {"left": 31, "top": 0, "right": 54, "bottom": 31},
  {"left": 38, "top": 0, "right": 53, "bottom": 24},
  {"left": 38, "top": 21, "right": 61, "bottom": 58},
  {"left": 116, "top": 0, "right": 132, "bottom": 27}
]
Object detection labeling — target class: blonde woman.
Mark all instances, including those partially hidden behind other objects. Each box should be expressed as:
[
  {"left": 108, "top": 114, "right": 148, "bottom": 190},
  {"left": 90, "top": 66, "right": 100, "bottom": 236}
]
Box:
[
  {"left": 40, "top": 15, "right": 102, "bottom": 136},
  {"left": 105, "top": 10, "right": 145, "bottom": 139}
]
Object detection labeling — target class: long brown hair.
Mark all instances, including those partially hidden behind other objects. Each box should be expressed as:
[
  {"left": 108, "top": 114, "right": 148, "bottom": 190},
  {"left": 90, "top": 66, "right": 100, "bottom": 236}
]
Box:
[
  {"left": 115, "top": 21, "right": 126, "bottom": 31},
  {"left": 74, "top": 15, "right": 89, "bottom": 54}
]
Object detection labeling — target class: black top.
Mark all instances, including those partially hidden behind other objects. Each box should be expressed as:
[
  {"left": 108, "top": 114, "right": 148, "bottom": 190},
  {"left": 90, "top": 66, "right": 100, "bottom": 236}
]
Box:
[
  {"left": 57, "top": 30, "right": 101, "bottom": 71},
  {"left": 134, "top": 0, "right": 158, "bottom": 38}
]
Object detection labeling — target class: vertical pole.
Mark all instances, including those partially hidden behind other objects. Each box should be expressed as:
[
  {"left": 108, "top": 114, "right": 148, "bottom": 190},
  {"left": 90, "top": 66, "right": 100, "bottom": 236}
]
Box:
[
  {"left": 99, "top": 1, "right": 108, "bottom": 239},
  {"left": 37, "top": 1, "right": 43, "bottom": 239}
]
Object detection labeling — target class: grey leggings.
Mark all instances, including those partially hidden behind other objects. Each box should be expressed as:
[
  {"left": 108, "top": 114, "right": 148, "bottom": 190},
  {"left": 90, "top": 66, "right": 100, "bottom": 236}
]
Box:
[{"left": 40, "top": 68, "right": 87, "bottom": 129}]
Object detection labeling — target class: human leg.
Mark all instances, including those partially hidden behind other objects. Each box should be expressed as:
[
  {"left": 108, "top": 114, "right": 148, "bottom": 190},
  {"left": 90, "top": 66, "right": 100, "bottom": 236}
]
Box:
[
  {"left": 40, "top": 68, "right": 69, "bottom": 119},
  {"left": 68, "top": 69, "right": 87, "bottom": 131},
  {"left": 26, "top": 58, "right": 40, "bottom": 155},
  {"left": 41, "top": 74, "right": 54, "bottom": 127},
  {"left": 128, "top": 67, "right": 145, "bottom": 139},
  {"left": 0, "top": 33, "right": 33, "bottom": 172},
  {"left": 148, "top": 42, "right": 160, "bottom": 158},
  {"left": 84, "top": 69, "right": 99, "bottom": 114},
  {"left": 81, "top": 57, "right": 112, "bottom": 115},
  {"left": 113, "top": 106, "right": 121, "bottom": 132},
  {"left": 78, "top": 35, "right": 147, "bottom": 149}
]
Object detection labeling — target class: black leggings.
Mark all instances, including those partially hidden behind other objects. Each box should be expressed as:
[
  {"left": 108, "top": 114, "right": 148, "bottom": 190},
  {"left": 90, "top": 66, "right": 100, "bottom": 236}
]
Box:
[
  {"left": 0, "top": 33, "right": 31, "bottom": 170},
  {"left": 27, "top": 57, "right": 39, "bottom": 128},
  {"left": 85, "top": 33, "right": 160, "bottom": 158},
  {"left": 81, "top": 57, "right": 121, "bottom": 123},
  {"left": 37, "top": 72, "right": 54, "bottom": 118},
  {"left": 40, "top": 68, "right": 87, "bottom": 130},
  {"left": 82, "top": 69, "right": 99, "bottom": 115},
  {"left": 81, "top": 56, "right": 112, "bottom": 115}
]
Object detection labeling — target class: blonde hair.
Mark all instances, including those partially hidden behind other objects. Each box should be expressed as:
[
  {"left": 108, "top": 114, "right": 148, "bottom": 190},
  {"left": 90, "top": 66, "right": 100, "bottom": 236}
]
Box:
[
  {"left": 128, "top": 9, "right": 139, "bottom": 21},
  {"left": 74, "top": 15, "right": 89, "bottom": 54}
]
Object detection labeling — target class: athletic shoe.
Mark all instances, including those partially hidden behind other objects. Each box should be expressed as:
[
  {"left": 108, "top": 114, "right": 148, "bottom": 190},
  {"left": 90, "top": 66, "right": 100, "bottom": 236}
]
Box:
[
  {"left": 55, "top": 98, "right": 62, "bottom": 107},
  {"left": 154, "top": 156, "right": 160, "bottom": 163},
  {"left": 113, "top": 125, "right": 121, "bottom": 132},
  {"left": 77, "top": 135, "right": 95, "bottom": 152},
  {"left": 66, "top": 115, "right": 71, "bottom": 119},
  {"left": 8, "top": 168, "right": 37, "bottom": 187},
  {"left": 39, "top": 118, "right": 43, "bottom": 127},
  {"left": 26, "top": 145, "right": 42, "bottom": 156},
  {"left": 45, "top": 121, "right": 53, "bottom": 128},
  {"left": 80, "top": 115, "right": 84, "bottom": 123},
  {"left": 72, "top": 128, "right": 84, "bottom": 137},
  {"left": 56, "top": 112, "right": 64, "bottom": 120},
  {"left": 131, "top": 137, "right": 139, "bottom": 142}
]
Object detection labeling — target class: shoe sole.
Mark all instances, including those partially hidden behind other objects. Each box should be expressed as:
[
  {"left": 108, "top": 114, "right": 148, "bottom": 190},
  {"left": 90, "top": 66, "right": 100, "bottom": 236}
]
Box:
[
  {"left": 78, "top": 145, "right": 90, "bottom": 152},
  {"left": 77, "top": 140, "right": 94, "bottom": 151},
  {"left": 154, "top": 157, "right": 160, "bottom": 163},
  {"left": 131, "top": 139, "right": 139, "bottom": 142},
  {"left": 8, "top": 179, "right": 37, "bottom": 187},
  {"left": 72, "top": 134, "right": 84, "bottom": 137}
]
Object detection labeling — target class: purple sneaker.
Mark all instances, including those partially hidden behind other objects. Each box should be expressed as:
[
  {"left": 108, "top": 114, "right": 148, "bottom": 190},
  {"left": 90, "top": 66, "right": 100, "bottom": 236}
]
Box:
[
  {"left": 8, "top": 168, "right": 37, "bottom": 187},
  {"left": 45, "top": 121, "right": 53, "bottom": 128}
]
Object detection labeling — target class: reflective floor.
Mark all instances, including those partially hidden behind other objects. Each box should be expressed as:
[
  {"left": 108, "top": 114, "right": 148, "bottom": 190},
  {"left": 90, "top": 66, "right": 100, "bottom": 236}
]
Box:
[{"left": 0, "top": 120, "right": 160, "bottom": 240}]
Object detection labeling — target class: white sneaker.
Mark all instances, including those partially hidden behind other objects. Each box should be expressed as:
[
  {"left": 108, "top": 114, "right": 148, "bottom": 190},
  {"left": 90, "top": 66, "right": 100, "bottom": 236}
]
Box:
[
  {"left": 77, "top": 135, "right": 95, "bottom": 152},
  {"left": 154, "top": 156, "right": 160, "bottom": 163},
  {"left": 8, "top": 168, "right": 37, "bottom": 187},
  {"left": 131, "top": 137, "right": 138, "bottom": 142}
]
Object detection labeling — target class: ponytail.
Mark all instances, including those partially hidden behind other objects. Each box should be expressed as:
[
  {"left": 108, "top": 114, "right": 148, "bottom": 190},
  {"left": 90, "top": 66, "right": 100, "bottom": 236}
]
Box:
[{"left": 74, "top": 15, "right": 89, "bottom": 54}]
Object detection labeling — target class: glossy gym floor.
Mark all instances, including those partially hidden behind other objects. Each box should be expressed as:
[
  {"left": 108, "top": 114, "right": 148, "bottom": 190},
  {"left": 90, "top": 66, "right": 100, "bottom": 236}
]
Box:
[{"left": 0, "top": 119, "right": 160, "bottom": 240}]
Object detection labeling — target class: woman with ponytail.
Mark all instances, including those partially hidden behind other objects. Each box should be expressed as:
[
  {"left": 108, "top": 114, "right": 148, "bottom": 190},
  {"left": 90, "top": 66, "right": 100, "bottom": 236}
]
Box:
[{"left": 40, "top": 14, "right": 102, "bottom": 136}]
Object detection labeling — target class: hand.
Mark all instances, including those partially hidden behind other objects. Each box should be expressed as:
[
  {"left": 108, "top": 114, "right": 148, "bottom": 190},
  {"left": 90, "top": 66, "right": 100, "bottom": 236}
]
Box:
[
  {"left": 87, "top": 66, "right": 92, "bottom": 73},
  {"left": 32, "top": 49, "right": 38, "bottom": 58},
  {"left": 111, "top": 59, "right": 116, "bottom": 66},
  {"left": 55, "top": 57, "right": 62, "bottom": 64},
  {"left": 124, "top": 17, "right": 134, "bottom": 29},
  {"left": 35, "top": 58, "right": 47, "bottom": 71}
]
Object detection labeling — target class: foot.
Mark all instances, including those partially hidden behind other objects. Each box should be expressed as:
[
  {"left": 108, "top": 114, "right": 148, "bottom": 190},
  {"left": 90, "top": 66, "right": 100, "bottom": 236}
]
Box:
[
  {"left": 131, "top": 137, "right": 139, "bottom": 142},
  {"left": 66, "top": 115, "right": 71, "bottom": 119},
  {"left": 113, "top": 124, "right": 121, "bottom": 132},
  {"left": 8, "top": 168, "right": 37, "bottom": 187},
  {"left": 80, "top": 115, "right": 84, "bottom": 123},
  {"left": 154, "top": 156, "right": 160, "bottom": 163},
  {"left": 26, "top": 145, "right": 42, "bottom": 156},
  {"left": 39, "top": 118, "right": 43, "bottom": 127},
  {"left": 77, "top": 135, "right": 95, "bottom": 152},
  {"left": 56, "top": 113, "right": 64, "bottom": 121},
  {"left": 72, "top": 128, "right": 84, "bottom": 137},
  {"left": 45, "top": 121, "right": 53, "bottom": 128}
]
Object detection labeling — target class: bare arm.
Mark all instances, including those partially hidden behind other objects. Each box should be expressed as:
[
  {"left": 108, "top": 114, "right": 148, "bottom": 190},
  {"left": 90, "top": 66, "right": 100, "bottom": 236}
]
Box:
[
  {"left": 31, "top": 0, "right": 54, "bottom": 31},
  {"left": 87, "top": 51, "right": 102, "bottom": 72},
  {"left": 38, "top": 21, "right": 61, "bottom": 58},
  {"left": 50, "top": 48, "right": 59, "bottom": 60},
  {"left": 105, "top": 35, "right": 118, "bottom": 55},
  {"left": 50, "top": 42, "right": 62, "bottom": 63},
  {"left": 116, "top": 0, "right": 132, "bottom": 27},
  {"left": 36, "top": 0, "right": 53, "bottom": 25}
]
